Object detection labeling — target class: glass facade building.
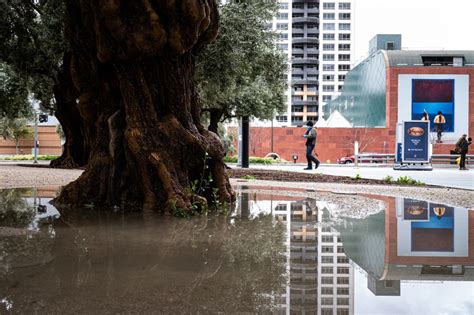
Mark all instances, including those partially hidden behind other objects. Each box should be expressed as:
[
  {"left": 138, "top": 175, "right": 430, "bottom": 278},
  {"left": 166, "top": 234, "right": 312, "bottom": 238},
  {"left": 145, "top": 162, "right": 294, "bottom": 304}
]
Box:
[{"left": 323, "top": 50, "right": 387, "bottom": 127}]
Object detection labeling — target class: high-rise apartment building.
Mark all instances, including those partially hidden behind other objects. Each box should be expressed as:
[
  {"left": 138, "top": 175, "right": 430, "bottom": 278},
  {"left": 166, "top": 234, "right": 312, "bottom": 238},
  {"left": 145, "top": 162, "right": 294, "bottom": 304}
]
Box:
[{"left": 270, "top": 0, "right": 354, "bottom": 127}]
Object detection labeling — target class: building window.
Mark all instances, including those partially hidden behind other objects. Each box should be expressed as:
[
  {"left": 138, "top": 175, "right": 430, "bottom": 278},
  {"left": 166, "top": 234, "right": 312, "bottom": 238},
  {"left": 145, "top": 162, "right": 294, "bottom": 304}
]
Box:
[
  {"left": 322, "top": 287, "right": 334, "bottom": 295},
  {"left": 323, "top": 13, "right": 335, "bottom": 20},
  {"left": 293, "top": 24, "right": 304, "bottom": 29},
  {"left": 323, "top": 54, "right": 335, "bottom": 61},
  {"left": 322, "top": 245, "right": 334, "bottom": 252},
  {"left": 337, "top": 298, "right": 350, "bottom": 306},
  {"left": 323, "top": 23, "right": 335, "bottom": 30},
  {"left": 292, "top": 105, "right": 304, "bottom": 111},
  {"left": 276, "top": 23, "right": 288, "bottom": 30},
  {"left": 322, "top": 277, "right": 333, "bottom": 284},
  {"left": 337, "top": 246, "right": 345, "bottom": 253},
  {"left": 338, "top": 75, "right": 346, "bottom": 81},
  {"left": 323, "top": 64, "right": 335, "bottom": 71},
  {"left": 307, "top": 106, "right": 318, "bottom": 113},
  {"left": 322, "top": 309, "right": 333, "bottom": 315},
  {"left": 323, "top": 43, "right": 335, "bottom": 51},
  {"left": 323, "top": 33, "right": 335, "bottom": 40},
  {"left": 322, "top": 95, "right": 332, "bottom": 101},
  {"left": 276, "top": 115, "right": 288, "bottom": 122},
  {"left": 322, "top": 267, "right": 333, "bottom": 274},
  {"left": 338, "top": 54, "right": 350, "bottom": 61},
  {"left": 339, "top": 33, "right": 351, "bottom": 41},
  {"left": 278, "top": 44, "right": 288, "bottom": 51},
  {"left": 337, "top": 256, "right": 349, "bottom": 263},
  {"left": 386, "top": 42, "right": 395, "bottom": 50},
  {"left": 321, "top": 256, "right": 333, "bottom": 263},
  {"left": 339, "top": 43, "right": 351, "bottom": 51},
  {"left": 337, "top": 288, "right": 350, "bottom": 295},
  {"left": 278, "top": 33, "right": 288, "bottom": 40},
  {"left": 337, "top": 309, "right": 350, "bottom": 315},
  {"left": 292, "top": 12, "right": 304, "bottom": 18},
  {"left": 308, "top": 3, "right": 318, "bottom": 9},
  {"left": 337, "top": 277, "right": 349, "bottom": 284},
  {"left": 307, "top": 87, "right": 318, "bottom": 93},
  {"left": 292, "top": 3, "right": 303, "bottom": 9},
  {"left": 307, "top": 96, "right": 318, "bottom": 101},
  {"left": 323, "top": 3, "right": 335, "bottom": 10},
  {"left": 339, "top": 2, "right": 351, "bottom": 10},
  {"left": 337, "top": 267, "right": 349, "bottom": 274},
  {"left": 291, "top": 116, "right": 303, "bottom": 122},
  {"left": 279, "top": 3, "right": 288, "bottom": 9},
  {"left": 339, "top": 64, "right": 351, "bottom": 71},
  {"left": 322, "top": 235, "right": 334, "bottom": 242},
  {"left": 339, "top": 13, "right": 351, "bottom": 20},
  {"left": 322, "top": 75, "right": 334, "bottom": 81},
  {"left": 323, "top": 85, "right": 335, "bottom": 92},
  {"left": 339, "top": 23, "right": 351, "bottom": 30},
  {"left": 307, "top": 24, "right": 318, "bottom": 30},
  {"left": 293, "top": 86, "right": 303, "bottom": 92},
  {"left": 322, "top": 298, "right": 333, "bottom": 305},
  {"left": 277, "top": 13, "right": 288, "bottom": 19}
]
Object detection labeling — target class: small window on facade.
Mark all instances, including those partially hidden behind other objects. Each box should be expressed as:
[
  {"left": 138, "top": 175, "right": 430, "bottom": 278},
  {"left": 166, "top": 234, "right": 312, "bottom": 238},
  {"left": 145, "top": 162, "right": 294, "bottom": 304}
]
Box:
[
  {"left": 339, "top": 2, "right": 351, "bottom": 10},
  {"left": 323, "top": 3, "right": 335, "bottom": 10},
  {"left": 323, "top": 33, "right": 335, "bottom": 40},
  {"left": 323, "top": 13, "right": 335, "bottom": 20},
  {"left": 386, "top": 42, "right": 395, "bottom": 50}
]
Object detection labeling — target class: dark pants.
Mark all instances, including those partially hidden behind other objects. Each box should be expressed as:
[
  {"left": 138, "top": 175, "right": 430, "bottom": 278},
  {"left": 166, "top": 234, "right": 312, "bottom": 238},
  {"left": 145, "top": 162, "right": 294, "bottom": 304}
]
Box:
[
  {"left": 460, "top": 153, "right": 467, "bottom": 169},
  {"left": 306, "top": 145, "right": 320, "bottom": 169},
  {"left": 435, "top": 123, "right": 443, "bottom": 142}
]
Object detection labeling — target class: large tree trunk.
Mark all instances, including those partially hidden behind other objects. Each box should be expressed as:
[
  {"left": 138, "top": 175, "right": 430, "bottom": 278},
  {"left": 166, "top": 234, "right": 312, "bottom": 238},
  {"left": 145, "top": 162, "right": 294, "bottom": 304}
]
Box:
[
  {"left": 208, "top": 108, "right": 224, "bottom": 134},
  {"left": 54, "top": 0, "right": 234, "bottom": 214},
  {"left": 50, "top": 52, "right": 90, "bottom": 169}
]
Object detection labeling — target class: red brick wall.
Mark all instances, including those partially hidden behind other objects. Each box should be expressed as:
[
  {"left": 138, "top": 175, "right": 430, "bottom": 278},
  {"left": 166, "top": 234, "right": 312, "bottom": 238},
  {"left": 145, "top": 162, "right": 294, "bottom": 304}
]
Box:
[
  {"left": 0, "top": 125, "right": 62, "bottom": 155},
  {"left": 228, "top": 66, "right": 474, "bottom": 162}
]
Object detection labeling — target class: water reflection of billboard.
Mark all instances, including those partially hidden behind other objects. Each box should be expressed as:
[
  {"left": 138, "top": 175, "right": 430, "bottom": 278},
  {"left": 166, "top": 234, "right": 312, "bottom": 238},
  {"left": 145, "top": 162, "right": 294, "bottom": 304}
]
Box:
[
  {"left": 412, "top": 79, "right": 454, "bottom": 132},
  {"left": 411, "top": 204, "right": 454, "bottom": 252},
  {"left": 403, "top": 199, "right": 428, "bottom": 221}
]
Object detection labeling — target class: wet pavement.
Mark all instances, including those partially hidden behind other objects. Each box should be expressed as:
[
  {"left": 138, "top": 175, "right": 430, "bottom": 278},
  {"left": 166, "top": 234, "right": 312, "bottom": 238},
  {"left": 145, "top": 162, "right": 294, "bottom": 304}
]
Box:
[{"left": 0, "top": 186, "right": 473, "bottom": 314}]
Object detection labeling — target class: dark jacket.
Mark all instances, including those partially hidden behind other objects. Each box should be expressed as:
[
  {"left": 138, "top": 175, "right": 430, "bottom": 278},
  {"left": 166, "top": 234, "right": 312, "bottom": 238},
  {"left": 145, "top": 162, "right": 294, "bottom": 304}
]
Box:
[
  {"left": 455, "top": 137, "right": 471, "bottom": 154},
  {"left": 305, "top": 127, "right": 317, "bottom": 146}
]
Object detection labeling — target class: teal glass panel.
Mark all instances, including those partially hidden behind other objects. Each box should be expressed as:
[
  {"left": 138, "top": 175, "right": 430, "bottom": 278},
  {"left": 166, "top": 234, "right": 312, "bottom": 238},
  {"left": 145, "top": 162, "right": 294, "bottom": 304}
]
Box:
[{"left": 323, "top": 51, "right": 387, "bottom": 127}]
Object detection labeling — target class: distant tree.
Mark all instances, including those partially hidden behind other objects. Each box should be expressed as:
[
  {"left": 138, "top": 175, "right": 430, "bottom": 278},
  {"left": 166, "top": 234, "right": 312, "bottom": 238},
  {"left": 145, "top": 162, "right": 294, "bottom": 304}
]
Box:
[
  {"left": 0, "top": 118, "right": 33, "bottom": 154},
  {"left": 0, "top": 63, "right": 32, "bottom": 119},
  {"left": 196, "top": 0, "right": 287, "bottom": 134},
  {"left": 0, "top": 0, "right": 89, "bottom": 168}
]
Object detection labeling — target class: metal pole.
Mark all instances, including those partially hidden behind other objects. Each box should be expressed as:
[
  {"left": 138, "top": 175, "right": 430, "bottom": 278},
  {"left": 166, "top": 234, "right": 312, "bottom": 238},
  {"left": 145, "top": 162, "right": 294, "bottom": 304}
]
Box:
[
  {"left": 271, "top": 118, "right": 274, "bottom": 153},
  {"left": 354, "top": 141, "right": 359, "bottom": 167},
  {"left": 33, "top": 113, "right": 38, "bottom": 164},
  {"left": 241, "top": 116, "right": 249, "bottom": 168}
]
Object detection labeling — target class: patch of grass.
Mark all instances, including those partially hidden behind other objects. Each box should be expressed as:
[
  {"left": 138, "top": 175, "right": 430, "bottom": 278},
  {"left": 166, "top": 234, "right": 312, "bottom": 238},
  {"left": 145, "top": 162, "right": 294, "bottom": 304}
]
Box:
[
  {"left": 353, "top": 173, "right": 362, "bottom": 180},
  {"left": 242, "top": 174, "right": 257, "bottom": 180},
  {"left": 223, "top": 156, "right": 274, "bottom": 164},
  {"left": 0, "top": 155, "right": 59, "bottom": 161}
]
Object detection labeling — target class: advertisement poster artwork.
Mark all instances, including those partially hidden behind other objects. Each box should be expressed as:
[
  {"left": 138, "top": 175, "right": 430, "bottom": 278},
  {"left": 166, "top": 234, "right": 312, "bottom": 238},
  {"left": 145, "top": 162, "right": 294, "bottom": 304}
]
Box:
[
  {"left": 412, "top": 79, "right": 455, "bottom": 132},
  {"left": 402, "top": 121, "right": 429, "bottom": 163}
]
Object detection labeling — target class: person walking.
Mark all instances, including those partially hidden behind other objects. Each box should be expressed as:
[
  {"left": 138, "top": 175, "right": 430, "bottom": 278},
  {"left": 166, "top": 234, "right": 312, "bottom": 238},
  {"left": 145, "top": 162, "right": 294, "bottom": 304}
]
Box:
[
  {"left": 433, "top": 111, "right": 446, "bottom": 143},
  {"left": 303, "top": 121, "right": 320, "bottom": 170},
  {"left": 454, "top": 134, "right": 472, "bottom": 170}
]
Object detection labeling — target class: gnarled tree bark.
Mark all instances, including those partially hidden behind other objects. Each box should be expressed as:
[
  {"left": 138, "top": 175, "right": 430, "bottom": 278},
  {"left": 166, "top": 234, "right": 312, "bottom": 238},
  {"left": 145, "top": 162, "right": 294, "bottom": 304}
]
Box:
[{"left": 54, "top": 0, "right": 234, "bottom": 214}]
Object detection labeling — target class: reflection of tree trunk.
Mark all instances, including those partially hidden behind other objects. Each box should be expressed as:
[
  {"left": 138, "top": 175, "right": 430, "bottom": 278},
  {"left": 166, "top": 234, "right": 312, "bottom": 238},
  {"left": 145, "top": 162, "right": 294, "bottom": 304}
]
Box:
[
  {"left": 55, "top": 1, "right": 234, "bottom": 214},
  {"left": 51, "top": 52, "right": 90, "bottom": 168}
]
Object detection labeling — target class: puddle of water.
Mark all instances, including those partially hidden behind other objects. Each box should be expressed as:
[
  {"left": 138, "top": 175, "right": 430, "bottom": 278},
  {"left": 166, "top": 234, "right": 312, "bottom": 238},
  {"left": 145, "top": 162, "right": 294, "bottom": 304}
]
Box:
[{"left": 0, "top": 186, "right": 473, "bottom": 314}]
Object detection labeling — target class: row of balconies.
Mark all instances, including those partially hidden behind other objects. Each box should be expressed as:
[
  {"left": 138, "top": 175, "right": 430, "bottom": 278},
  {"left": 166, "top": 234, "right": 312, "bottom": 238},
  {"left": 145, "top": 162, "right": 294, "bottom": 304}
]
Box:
[
  {"left": 292, "top": 17, "right": 319, "bottom": 24},
  {"left": 292, "top": 37, "right": 319, "bottom": 44},
  {"left": 292, "top": 58, "right": 319, "bottom": 65},
  {"left": 292, "top": 28, "right": 319, "bottom": 34},
  {"left": 292, "top": 8, "right": 320, "bottom": 14}
]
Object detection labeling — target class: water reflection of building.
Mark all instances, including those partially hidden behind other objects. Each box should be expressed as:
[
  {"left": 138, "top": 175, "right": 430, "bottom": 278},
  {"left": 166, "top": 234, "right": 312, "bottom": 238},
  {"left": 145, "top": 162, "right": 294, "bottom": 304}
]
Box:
[
  {"left": 272, "top": 198, "right": 354, "bottom": 315},
  {"left": 337, "top": 196, "right": 474, "bottom": 297}
]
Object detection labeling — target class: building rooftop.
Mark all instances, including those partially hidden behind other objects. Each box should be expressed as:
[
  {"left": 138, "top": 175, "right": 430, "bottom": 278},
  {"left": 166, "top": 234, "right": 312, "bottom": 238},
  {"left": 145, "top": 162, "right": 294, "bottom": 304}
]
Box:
[{"left": 384, "top": 50, "right": 474, "bottom": 67}]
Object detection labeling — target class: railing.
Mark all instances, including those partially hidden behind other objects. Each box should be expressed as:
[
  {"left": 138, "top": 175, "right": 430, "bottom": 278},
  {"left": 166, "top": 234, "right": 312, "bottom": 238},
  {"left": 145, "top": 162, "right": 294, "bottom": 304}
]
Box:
[{"left": 353, "top": 153, "right": 474, "bottom": 165}]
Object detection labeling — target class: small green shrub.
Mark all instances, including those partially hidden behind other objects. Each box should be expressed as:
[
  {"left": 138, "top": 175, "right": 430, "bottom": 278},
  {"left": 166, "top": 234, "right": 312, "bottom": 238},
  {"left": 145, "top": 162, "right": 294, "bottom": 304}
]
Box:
[
  {"left": 353, "top": 173, "right": 361, "bottom": 180},
  {"left": 396, "top": 176, "right": 425, "bottom": 186},
  {"left": 242, "top": 174, "right": 257, "bottom": 180},
  {"left": 383, "top": 175, "right": 394, "bottom": 183}
]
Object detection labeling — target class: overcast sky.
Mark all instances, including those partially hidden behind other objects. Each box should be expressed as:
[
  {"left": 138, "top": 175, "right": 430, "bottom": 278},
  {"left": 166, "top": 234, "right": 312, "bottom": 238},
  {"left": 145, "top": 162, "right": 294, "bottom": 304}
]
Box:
[{"left": 353, "top": 0, "right": 474, "bottom": 62}]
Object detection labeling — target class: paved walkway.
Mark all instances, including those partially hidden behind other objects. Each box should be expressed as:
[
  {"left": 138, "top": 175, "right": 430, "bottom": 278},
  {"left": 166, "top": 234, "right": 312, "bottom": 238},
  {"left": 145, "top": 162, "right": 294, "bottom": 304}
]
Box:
[{"left": 232, "top": 163, "right": 474, "bottom": 190}]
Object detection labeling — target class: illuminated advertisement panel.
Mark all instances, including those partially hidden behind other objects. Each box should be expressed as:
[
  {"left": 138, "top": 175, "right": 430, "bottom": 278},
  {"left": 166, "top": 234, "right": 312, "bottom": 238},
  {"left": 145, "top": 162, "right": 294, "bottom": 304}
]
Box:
[{"left": 412, "top": 79, "right": 454, "bottom": 132}]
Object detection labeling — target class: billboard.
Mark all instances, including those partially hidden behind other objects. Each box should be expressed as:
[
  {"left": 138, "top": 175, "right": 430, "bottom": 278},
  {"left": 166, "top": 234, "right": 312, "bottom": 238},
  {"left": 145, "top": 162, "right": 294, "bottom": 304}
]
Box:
[
  {"left": 402, "top": 120, "right": 430, "bottom": 163},
  {"left": 412, "top": 79, "right": 455, "bottom": 132}
]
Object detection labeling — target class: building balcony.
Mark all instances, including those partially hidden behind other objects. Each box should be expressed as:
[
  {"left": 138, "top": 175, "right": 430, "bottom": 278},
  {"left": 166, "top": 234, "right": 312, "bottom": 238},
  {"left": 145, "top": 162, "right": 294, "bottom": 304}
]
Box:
[
  {"left": 292, "top": 28, "right": 305, "bottom": 34},
  {"left": 291, "top": 100, "right": 319, "bottom": 106},
  {"left": 292, "top": 17, "right": 319, "bottom": 24},
  {"left": 292, "top": 78, "right": 319, "bottom": 85},
  {"left": 291, "top": 58, "right": 319, "bottom": 65},
  {"left": 307, "top": 8, "right": 320, "bottom": 14},
  {"left": 292, "top": 37, "right": 319, "bottom": 44}
]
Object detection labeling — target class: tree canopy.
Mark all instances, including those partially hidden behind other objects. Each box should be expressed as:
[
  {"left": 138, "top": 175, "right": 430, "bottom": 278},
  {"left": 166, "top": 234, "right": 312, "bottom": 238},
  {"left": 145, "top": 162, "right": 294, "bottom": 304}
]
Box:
[
  {"left": 196, "top": 0, "right": 287, "bottom": 132},
  {"left": 0, "top": 0, "right": 66, "bottom": 114}
]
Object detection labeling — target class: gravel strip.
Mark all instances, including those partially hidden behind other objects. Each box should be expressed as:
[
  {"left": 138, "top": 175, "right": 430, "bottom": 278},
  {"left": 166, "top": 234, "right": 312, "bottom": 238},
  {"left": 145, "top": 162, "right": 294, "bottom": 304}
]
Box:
[{"left": 1, "top": 164, "right": 471, "bottom": 209}]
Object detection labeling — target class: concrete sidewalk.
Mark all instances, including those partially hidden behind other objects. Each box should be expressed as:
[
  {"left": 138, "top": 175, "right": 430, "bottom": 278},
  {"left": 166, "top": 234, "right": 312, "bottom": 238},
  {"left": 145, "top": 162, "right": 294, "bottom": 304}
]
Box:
[{"left": 233, "top": 163, "right": 474, "bottom": 190}]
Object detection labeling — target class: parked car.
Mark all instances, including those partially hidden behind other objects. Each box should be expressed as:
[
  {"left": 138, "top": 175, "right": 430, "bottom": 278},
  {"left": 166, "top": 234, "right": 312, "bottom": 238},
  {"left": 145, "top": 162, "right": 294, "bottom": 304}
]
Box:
[
  {"left": 337, "top": 153, "right": 385, "bottom": 164},
  {"left": 337, "top": 155, "right": 355, "bottom": 164}
]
